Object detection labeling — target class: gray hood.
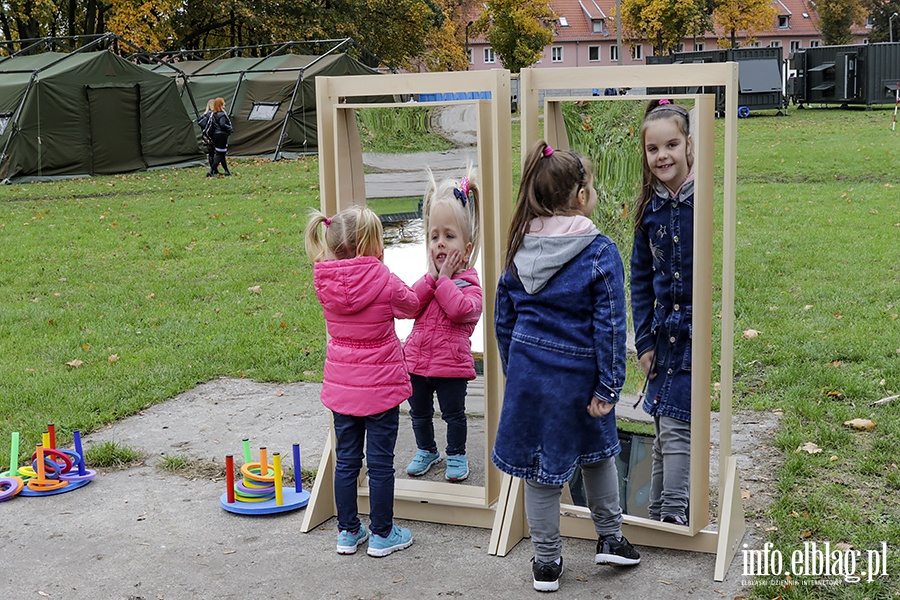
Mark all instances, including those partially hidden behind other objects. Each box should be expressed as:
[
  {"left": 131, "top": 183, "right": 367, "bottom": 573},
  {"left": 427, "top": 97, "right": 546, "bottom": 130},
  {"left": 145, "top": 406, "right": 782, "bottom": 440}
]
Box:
[{"left": 513, "top": 231, "right": 599, "bottom": 294}]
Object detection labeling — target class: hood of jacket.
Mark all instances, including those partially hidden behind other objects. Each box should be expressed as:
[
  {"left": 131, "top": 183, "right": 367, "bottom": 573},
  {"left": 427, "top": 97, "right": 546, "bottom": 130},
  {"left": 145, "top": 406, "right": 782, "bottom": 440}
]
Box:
[
  {"left": 513, "top": 216, "right": 599, "bottom": 294},
  {"left": 313, "top": 256, "right": 390, "bottom": 315}
]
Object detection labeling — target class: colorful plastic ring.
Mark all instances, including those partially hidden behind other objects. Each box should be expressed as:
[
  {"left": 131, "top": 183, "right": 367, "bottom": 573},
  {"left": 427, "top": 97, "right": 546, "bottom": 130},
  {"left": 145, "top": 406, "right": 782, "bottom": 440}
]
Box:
[
  {"left": 30, "top": 448, "right": 74, "bottom": 473},
  {"left": 233, "top": 490, "right": 274, "bottom": 502},
  {"left": 26, "top": 479, "right": 68, "bottom": 492},
  {"left": 0, "top": 476, "right": 24, "bottom": 501},
  {"left": 32, "top": 457, "right": 62, "bottom": 479},
  {"left": 57, "top": 449, "right": 82, "bottom": 473},
  {"left": 240, "top": 463, "right": 276, "bottom": 483},
  {"left": 59, "top": 468, "right": 96, "bottom": 482},
  {"left": 236, "top": 482, "right": 275, "bottom": 495},
  {"left": 16, "top": 466, "right": 37, "bottom": 479}
]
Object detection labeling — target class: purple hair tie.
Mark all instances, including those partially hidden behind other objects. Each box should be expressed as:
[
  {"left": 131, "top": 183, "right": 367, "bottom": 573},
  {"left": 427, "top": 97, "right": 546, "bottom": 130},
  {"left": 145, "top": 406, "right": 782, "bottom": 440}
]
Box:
[
  {"left": 543, "top": 145, "right": 554, "bottom": 157},
  {"left": 324, "top": 217, "right": 332, "bottom": 227}
]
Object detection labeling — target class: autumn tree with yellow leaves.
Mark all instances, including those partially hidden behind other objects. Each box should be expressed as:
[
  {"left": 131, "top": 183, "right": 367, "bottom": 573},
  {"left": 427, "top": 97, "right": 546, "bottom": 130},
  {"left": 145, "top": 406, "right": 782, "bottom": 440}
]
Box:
[
  {"left": 617, "top": 0, "right": 709, "bottom": 56},
  {"left": 713, "top": 0, "right": 778, "bottom": 47},
  {"left": 471, "top": 0, "right": 556, "bottom": 73}
]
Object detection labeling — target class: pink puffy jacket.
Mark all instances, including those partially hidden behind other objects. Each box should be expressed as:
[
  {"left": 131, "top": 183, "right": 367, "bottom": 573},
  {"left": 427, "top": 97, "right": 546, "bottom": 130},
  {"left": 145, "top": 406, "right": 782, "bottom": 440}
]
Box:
[
  {"left": 403, "top": 268, "right": 482, "bottom": 380},
  {"left": 313, "top": 256, "right": 419, "bottom": 417}
]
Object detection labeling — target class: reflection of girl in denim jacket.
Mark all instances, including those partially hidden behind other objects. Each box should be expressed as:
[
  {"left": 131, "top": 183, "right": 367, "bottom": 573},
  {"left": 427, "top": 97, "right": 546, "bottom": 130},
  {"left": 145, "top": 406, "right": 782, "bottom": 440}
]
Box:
[
  {"left": 494, "top": 141, "right": 640, "bottom": 593},
  {"left": 630, "top": 99, "right": 695, "bottom": 526}
]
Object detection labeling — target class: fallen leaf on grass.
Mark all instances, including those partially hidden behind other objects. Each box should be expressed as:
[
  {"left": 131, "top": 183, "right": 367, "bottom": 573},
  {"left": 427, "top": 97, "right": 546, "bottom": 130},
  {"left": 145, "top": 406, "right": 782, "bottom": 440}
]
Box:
[
  {"left": 835, "top": 542, "right": 853, "bottom": 551},
  {"left": 65, "top": 359, "right": 83, "bottom": 368},
  {"left": 873, "top": 394, "right": 899, "bottom": 406},
  {"left": 800, "top": 531, "right": 812, "bottom": 539},
  {"left": 108, "top": 354, "right": 119, "bottom": 364},
  {"left": 796, "top": 442, "right": 823, "bottom": 454},
  {"left": 843, "top": 418, "right": 875, "bottom": 431},
  {"left": 742, "top": 329, "right": 761, "bottom": 339},
  {"left": 248, "top": 286, "right": 261, "bottom": 293}
]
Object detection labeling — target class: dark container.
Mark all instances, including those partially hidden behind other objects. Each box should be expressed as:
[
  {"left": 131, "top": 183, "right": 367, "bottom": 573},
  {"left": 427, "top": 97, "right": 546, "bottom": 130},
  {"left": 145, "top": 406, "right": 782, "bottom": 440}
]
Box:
[{"left": 788, "top": 42, "right": 900, "bottom": 107}]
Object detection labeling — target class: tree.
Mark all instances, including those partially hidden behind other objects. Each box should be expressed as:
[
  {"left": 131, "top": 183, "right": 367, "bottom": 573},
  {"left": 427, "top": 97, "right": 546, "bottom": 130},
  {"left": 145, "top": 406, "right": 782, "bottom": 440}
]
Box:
[
  {"left": 472, "top": 0, "right": 555, "bottom": 73},
  {"left": 860, "top": 0, "right": 900, "bottom": 42},
  {"left": 816, "top": 0, "right": 868, "bottom": 44},
  {"left": 420, "top": 0, "right": 480, "bottom": 72},
  {"left": 713, "top": 0, "right": 778, "bottom": 47},
  {"left": 617, "top": 0, "right": 709, "bottom": 55}
]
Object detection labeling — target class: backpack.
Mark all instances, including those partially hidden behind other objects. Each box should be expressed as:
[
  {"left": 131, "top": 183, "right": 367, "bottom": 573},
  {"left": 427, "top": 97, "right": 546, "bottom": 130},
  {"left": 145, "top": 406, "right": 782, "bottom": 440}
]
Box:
[{"left": 200, "top": 112, "right": 214, "bottom": 150}]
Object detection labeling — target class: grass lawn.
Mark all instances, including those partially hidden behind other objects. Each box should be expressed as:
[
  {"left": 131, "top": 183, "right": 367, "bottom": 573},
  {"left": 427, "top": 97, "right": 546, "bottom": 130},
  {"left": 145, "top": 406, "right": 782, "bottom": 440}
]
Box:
[{"left": 0, "top": 105, "right": 898, "bottom": 597}]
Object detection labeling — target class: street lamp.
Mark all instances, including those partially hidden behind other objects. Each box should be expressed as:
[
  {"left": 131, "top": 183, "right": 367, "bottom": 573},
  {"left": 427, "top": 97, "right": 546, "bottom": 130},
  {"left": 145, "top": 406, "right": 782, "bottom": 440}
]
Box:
[
  {"left": 465, "top": 21, "right": 474, "bottom": 70},
  {"left": 890, "top": 12, "right": 899, "bottom": 44}
]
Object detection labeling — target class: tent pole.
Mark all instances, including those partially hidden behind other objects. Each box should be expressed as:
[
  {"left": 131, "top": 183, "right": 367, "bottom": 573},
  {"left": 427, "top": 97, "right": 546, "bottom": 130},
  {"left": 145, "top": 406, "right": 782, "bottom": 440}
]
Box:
[{"left": 273, "top": 70, "right": 305, "bottom": 161}]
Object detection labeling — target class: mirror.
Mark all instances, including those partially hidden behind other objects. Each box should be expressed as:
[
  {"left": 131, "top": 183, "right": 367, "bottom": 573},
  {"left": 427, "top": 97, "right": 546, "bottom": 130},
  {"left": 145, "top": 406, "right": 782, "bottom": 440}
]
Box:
[
  {"left": 355, "top": 104, "right": 488, "bottom": 489},
  {"left": 540, "top": 95, "right": 714, "bottom": 535}
]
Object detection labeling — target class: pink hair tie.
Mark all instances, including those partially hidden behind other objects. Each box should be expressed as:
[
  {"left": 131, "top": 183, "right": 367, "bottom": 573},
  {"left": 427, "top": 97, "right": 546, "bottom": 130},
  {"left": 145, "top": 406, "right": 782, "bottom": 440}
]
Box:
[
  {"left": 658, "top": 99, "right": 672, "bottom": 105},
  {"left": 324, "top": 217, "right": 332, "bottom": 227},
  {"left": 543, "top": 145, "right": 554, "bottom": 157},
  {"left": 459, "top": 176, "right": 469, "bottom": 199}
]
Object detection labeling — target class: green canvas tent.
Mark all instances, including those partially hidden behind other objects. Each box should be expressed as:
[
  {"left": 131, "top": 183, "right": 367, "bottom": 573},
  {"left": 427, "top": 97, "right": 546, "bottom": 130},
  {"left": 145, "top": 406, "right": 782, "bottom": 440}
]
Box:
[
  {"left": 0, "top": 50, "right": 203, "bottom": 183},
  {"left": 147, "top": 51, "right": 387, "bottom": 157}
]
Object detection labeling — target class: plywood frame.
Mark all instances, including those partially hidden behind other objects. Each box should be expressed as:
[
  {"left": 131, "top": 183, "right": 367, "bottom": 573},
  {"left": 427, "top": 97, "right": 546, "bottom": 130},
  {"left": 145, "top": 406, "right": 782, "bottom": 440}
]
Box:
[
  {"left": 301, "top": 69, "right": 512, "bottom": 533},
  {"left": 490, "top": 64, "right": 743, "bottom": 581}
]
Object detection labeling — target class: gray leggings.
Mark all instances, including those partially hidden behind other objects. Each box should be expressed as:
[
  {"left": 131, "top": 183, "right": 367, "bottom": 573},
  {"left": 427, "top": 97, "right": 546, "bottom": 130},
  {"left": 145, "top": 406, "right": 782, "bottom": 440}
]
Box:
[
  {"left": 525, "top": 457, "right": 622, "bottom": 563},
  {"left": 648, "top": 415, "right": 691, "bottom": 521}
]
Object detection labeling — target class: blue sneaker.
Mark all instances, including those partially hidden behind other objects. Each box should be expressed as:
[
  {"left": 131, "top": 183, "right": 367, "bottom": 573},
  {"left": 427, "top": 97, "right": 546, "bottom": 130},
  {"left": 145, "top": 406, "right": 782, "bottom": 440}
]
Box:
[
  {"left": 367, "top": 525, "right": 413, "bottom": 557},
  {"left": 336, "top": 524, "right": 368, "bottom": 555},
  {"left": 445, "top": 454, "right": 469, "bottom": 482},
  {"left": 406, "top": 449, "right": 442, "bottom": 476}
]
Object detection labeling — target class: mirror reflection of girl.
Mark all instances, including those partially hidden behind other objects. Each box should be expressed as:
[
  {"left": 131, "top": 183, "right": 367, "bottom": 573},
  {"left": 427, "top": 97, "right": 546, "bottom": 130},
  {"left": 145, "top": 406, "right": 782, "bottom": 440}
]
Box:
[
  {"left": 403, "top": 166, "right": 482, "bottom": 483},
  {"left": 630, "top": 99, "right": 695, "bottom": 527},
  {"left": 494, "top": 142, "right": 640, "bottom": 593},
  {"left": 305, "top": 205, "right": 419, "bottom": 557}
]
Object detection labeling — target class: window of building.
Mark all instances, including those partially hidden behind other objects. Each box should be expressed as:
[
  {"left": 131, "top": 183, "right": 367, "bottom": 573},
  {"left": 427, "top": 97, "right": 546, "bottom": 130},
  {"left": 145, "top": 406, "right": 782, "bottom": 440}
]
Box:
[
  {"left": 770, "top": 40, "right": 782, "bottom": 48},
  {"left": 484, "top": 47, "right": 496, "bottom": 63},
  {"left": 588, "top": 46, "right": 601, "bottom": 62},
  {"left": 631, "top": 44, "right": 643, "bottom": 60},
  {"left": 778, "top": 15, "right": 790, "bottom": 28},
  {"left": 865, "top": 17, "right": 874, "bottom": 28},
  {"left": 551, "top": 46, "right": 564, "bottom": 62},
  {"left": 610, "top": 45, "right": 619, "bottom": 62},
  {"left": 467, "top": 48, "right": 473, "bottom": 64},
  {"left": 559, "top": 16, "right": 569, "bottom": 27},
  {"left": 695, "top": 42, "right": 705, "bottom": 51},
  {"left": 248, "top": 102, "right": 281, "bottom": 121},
  {"left": 790, "top": 40, "right": 801, "bottom": 52},
  {"left": 748, "top": 41, "right": 762, "bottom": 48},
  {"left": 592, "top": 19, "right": 606, "bottom": 34},
  {"left": 809, "top": 40, "right": 820, "bottom": 47}
]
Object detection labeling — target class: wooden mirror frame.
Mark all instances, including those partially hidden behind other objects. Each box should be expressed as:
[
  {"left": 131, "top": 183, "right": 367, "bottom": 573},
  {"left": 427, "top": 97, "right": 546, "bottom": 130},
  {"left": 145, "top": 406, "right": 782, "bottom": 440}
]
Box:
[
  {"left": 491, "top": 63, "right": 742, "bottom": 582},
  {"left": 301, "top": 69, "right": 513, "bottom": 532}
]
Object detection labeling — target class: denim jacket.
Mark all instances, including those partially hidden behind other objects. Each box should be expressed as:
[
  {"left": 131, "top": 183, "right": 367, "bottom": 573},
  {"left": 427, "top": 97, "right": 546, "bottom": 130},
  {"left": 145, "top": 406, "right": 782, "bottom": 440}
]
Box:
[
  {"left": 630, "top": 181, "right": 694, "bottom": 422},
  {"left": 492, "top": 227, "right": 627, "bottom": 485}
]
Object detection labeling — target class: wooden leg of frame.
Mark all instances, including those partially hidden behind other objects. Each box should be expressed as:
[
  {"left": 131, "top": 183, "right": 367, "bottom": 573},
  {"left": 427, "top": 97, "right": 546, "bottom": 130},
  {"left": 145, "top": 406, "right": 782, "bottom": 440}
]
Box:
[
  {"left": 714, "top": 455, "right": 746, "bottom": 581},
  {"left": 489, "top": 473, "right": 527, "bottom": 556},
  {"left": 300, "top": 428, "right": 337, "bottom": 533}
]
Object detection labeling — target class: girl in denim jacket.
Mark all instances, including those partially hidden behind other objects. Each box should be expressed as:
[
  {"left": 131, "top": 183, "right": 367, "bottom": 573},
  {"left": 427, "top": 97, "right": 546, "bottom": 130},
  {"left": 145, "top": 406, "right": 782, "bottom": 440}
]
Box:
[
  {"left": 404, "top": 165, "right": 482, "bottom": 483},
  {"left": 494, "top": 142, "right": 640, "bottom": 593},
  {"left": 630, "top": 99, "right": 695, "bottom": 526},
  {"left": 305, "top": 205, "right": 419, "bottom": 558}
]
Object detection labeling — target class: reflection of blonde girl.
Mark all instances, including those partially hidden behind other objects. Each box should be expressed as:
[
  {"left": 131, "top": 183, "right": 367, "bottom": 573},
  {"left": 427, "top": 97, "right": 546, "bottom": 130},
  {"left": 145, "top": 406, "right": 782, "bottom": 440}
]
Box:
[
  {"left": 630, "top": 99, "right": 695, "bottom": 526},
  {"left": 494, "top": 142, "right": 640, "bottom": 593},
  {"left": 197, "top": 99, "right": 216, "bottom": 174},
  {"left": 305, "top": 205, "right": 419, "bottom": 557},
  {"left": 403, "top": 165, "right": 482, "bottom": 483}
]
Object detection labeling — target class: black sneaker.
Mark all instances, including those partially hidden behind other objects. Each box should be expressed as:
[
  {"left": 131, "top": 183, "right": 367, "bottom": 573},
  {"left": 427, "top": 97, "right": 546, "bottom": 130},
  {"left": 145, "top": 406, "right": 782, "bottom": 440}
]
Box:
[
  {"left": 662, "top": 514, "right": 688, "bottom": 526},
  {"left": 595, "top": 534, "right": 641, "bottom": 566},
  {"left": 532, "top": 556, "right": 563, "bottom": 592}
]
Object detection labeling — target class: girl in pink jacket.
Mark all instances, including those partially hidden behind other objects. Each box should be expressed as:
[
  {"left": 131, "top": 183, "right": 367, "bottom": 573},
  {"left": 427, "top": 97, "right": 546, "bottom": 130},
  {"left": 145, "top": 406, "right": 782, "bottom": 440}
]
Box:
[
  {"left": 403, "top": 166, "right": 483, "bottom": 483},
  {"left": 305, "top": 205, "right": 420, "bottom": 558}
]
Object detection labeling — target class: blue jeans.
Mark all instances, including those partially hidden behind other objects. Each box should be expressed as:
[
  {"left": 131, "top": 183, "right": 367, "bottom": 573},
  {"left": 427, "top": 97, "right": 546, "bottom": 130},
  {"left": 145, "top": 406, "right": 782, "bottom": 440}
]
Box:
[
  {"left": 332, "top": 406, "right": 399, "bottom": 538},
  {"left": 407, "top": 374, "right": 467, "bottom": 456}
]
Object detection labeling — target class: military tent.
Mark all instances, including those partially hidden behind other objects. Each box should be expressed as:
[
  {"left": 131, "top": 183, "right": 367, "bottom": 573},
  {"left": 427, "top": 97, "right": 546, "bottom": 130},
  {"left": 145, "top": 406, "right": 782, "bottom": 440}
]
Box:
[
  {"left": 0, "top": 49, "right": 203, "bottom": 183},
  {"left": 147, "top": 51, "right": 388, "bottom": 157}
]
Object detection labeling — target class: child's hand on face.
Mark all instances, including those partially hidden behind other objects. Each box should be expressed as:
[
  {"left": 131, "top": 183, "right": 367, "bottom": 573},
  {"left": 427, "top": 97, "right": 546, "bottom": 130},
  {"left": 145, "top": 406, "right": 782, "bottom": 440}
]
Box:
[
  {"left": 438, "top": 250, "right": 465, "bottom": 280},
  {"left": 587, "top": 397, "right": 614, "bottom": 418},
  {"left": 639, "top": 350, "right": 656, "bottom": 380}
]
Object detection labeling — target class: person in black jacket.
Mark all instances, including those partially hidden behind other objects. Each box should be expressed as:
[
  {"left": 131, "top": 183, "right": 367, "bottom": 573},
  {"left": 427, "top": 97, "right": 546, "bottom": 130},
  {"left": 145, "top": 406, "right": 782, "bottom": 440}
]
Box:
[{"left": 207, "top": 97, "right": 233, "bottom": 177}]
